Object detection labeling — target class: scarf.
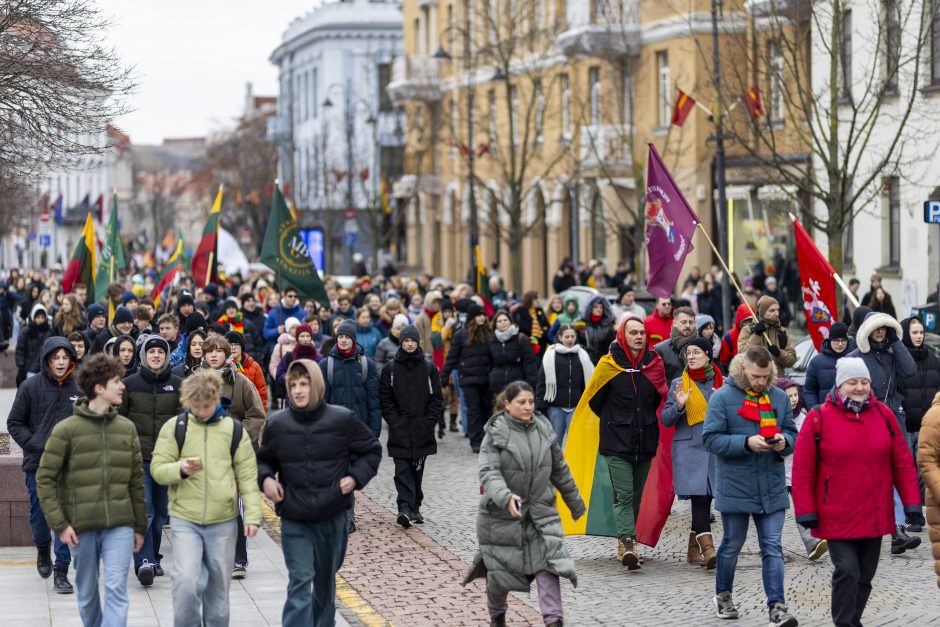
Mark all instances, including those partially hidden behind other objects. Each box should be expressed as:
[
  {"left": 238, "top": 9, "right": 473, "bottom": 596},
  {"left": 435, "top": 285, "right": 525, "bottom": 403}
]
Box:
[
  {"left": 541, "top": 343, "right": 594, "bottom": 404},
  {"left": 217, "top": 313, "right": 244, "bottom": 334},
  {"left": 670, "top": 326, "right": 695, "bottom": 354},
  {"left": 529, "top": 308, "right": 543, "bottom": 339},
  {"left": 336, "top": 342, "right": 357, "bottom": 358},
  {"left": 292, "top": 342, "right": 320, "bottom": 362},
  {"left": 589, "top": 311, "right": 603, "bottom": 324},
  {"left": 738, "top": 388, "right": 780, "bottom": 438},
  {"left": 838, "top": 392, "right": 871, "bottom": 414},
  {"left": 494, "top": 325, "right": 519, "bottom": 343},
  {"left": 682, "top": 365, "right": 723, "bottom": 426}
]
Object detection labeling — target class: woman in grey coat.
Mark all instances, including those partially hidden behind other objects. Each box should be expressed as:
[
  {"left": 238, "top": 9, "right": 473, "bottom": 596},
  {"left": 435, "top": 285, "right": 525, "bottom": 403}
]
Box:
[
  {"left": 374, "top": 314, "right": 408, "bottom": 369},
  {"left": 464, "top": 381, "right": 585, "bottom": 627},
  {"left": 661, "top": 337, "right": 722, "bottom": 570}
]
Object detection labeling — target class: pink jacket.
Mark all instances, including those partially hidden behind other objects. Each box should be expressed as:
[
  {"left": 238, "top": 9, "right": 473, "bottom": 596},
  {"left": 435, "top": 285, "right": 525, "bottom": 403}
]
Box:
[
  {"left": 268, "top": 333, "right": 296, "bottom": 379},
  {"left": 792, "top": 392, "right": 920, "bottom": 540}
]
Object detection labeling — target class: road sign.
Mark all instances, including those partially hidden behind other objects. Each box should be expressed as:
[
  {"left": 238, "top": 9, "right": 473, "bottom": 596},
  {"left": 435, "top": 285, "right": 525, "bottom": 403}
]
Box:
[
  {"left": 925, "top": 200, "right": 940, "bottom": 223},
  {"left": 39, "top": 234, "right": 51, "bottom": 248},
  {"left": 38, "top": 209, "right": 51, "bottom": 223},
  {"left": 28, "top": 230, "right": 36, "bottom": 241},
  {"left": 344, "top": 231, "right": 357, "bottom": 246},
  {"left": 299, "top": 228, "right": 325, "bottom": 271}
]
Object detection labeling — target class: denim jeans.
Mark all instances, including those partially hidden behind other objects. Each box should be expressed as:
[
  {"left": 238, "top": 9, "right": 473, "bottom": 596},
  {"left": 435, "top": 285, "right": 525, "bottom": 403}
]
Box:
[
  {"left": 716, "top": 510, "right": 786, "bottom": 611},
  {"left": 545, "top": 407, "right": 575, "bottom": 444},
  {"left": 281, "top": 514, "right": 347, "bottom": 627},
  {"left": 170, "top": 517, "right": 237, "bottom": 627},
  {"left": 25, "top": 472, "right": 70, "bottom": 568},
  {"left": 70, "top": 526, "right": 134, "bottom": 627},
  {"left": 453, "top": 370, "right": 468, "bottom": 434},
  {"left": 906, "top": 431, "right": 925, "bottom": 505},
  {"left": 134, "top": 460, "right": 168, "bottom": 570}
]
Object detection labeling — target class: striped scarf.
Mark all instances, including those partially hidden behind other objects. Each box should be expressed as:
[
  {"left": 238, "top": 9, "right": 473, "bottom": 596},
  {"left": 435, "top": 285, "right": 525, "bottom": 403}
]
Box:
[
  {"left": 738, "top": 389, "right": 780, "bottom": 438},
  {"left": 682, "top": 365, "right": 723, "bottom": 427}
]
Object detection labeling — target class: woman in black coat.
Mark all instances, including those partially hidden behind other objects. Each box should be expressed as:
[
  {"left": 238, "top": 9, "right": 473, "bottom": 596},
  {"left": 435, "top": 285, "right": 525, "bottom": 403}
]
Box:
[
  {"left": 900, "top": 317, "right": 940, "bottom": 499},
  {"left": 379, "top": 325, "right": 443, "bottom": 528},
  {"left": 442, "top": 304, "right": 493, "bottom": 453},
  {"left": 512, "top": 291, "right": 551, "bottom": 355},
  {"left": 489, "top": 310, "right": 539, "bottom": 395}
]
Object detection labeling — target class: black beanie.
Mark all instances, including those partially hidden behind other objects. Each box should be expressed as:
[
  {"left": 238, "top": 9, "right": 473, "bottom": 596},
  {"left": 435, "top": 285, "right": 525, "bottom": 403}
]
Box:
[
  {"left": 468, "top": 303, "right": 485, "bottom": 320},
  {"left": 185, "top": 312, "right": 207, "bottom": 335},
  {"left": 399, "top": 325, "right": 420, "bottom": 344},
  {"left": 336, "top": 319, "right": 357, "bottom": 339},
  {"left": 687, "top": 337, "right": 714, "bottom": 360},
  {"left": 177, "top": 293, "right": 195, "bottom": 309},
  {"left": 224, "top": 331, "right": 245, "bottom": 348},
  {"left": 112, "top": 306, "right": 133, "bottom": 326},
  {"left": 829, "top": 322, "right": 849, "bottom": 341}
]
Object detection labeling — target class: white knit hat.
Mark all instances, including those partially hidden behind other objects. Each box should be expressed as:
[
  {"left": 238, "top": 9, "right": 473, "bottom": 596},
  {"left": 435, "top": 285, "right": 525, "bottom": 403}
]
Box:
[
  {"left": 392, "top": 314, "right": 410, "bottom": 329},
  {"left": 835, "top": 357, "right": 871, "bottom": 388}
]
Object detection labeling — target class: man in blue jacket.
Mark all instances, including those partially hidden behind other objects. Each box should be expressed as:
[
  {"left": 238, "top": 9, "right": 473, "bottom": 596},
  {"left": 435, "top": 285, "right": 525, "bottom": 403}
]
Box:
[
  {"left": 262, "top": 287, "right": 304, "bottom": 350},
  {"left": 703, "top": 346, "right": 799, "bottom": 627}
]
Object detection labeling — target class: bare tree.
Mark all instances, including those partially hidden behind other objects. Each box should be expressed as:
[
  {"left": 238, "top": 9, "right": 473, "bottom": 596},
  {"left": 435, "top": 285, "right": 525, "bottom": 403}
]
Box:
[
  {"left": 0, "top": 0, "right": 136, "bottom": 179},
  {"left": 135, "top": 170, "right": 194, "bottom": 250},
  {"left": 0, "top": 170, "right": 34, "bottom": 237}
]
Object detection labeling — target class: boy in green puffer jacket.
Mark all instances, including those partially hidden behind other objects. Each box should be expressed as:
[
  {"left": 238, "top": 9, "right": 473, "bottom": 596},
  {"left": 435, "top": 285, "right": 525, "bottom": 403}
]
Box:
[
  {"left": 36, "top": 354, "right": 147, "bottom": 627},
  {"left": 151, "top": 368, "right": 261, "bottom": 627}
]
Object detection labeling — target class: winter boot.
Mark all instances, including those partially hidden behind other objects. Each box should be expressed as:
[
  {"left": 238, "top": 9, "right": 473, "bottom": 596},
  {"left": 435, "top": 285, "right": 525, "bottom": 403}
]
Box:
[
  {"left": 53, "top": 567, "right": 73, "bottom": 594},
  {"left": 490, "top": 615, "right": 506, "bottom": 627},
  {"left": 396, "top": 506, "right": 413, "bottom": 529},
  {"left": 620, "top": 536, "right": 640, "bottom": 570},
  {"left": 449, "top": 414, "right": 459, "bottom": 432},
  {"left": 891, "top": 524, "right": 921, "bottom": 554},
  {"left": 696, "top": 532, "right": 717, "bottom": 570},
  {"left": 37, "top": 546, "right": 52, "bottom": 579},
  {"left": 686, "top": 532, "right": 705, "bottom": 566}
]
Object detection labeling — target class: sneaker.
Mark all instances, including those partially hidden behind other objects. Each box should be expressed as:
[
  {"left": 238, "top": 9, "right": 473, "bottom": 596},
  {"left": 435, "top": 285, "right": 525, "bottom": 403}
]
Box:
[
  {"left": 232, "top": 563, "right": 247, "bottom": 579},
  {"left": 768, "top": 602, "right": 798, "bottom": 627},
  {"left": 410, "top": 509, "right": 425, "bottom": 524},
  {"left": 36, "top": 546, "right": 52, "bottom": 579},
  {"left": 53, "top": 568, "right": 74, "bottom": 594},
  {"left": 137, "top": 561, "right": 155, "bottom": 587},
  {"left": 807, "top": 539, "right": 829, "bottom": 561},
  {"left": 154, "top": 563, "right": 165, "bottom": 577},
  {"left": 713, "top": 591, "right": 738, "bottom": 619},
  {"left": 396, "top": 511, "right": 412, "bottom": 528},
  {"left": 905, "top": 522, "right": 924, "bottom": 533}
]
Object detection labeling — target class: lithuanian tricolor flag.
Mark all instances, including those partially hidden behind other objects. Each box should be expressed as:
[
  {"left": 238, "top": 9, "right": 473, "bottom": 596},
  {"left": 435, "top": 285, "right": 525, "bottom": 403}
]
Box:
[
  {"left": 474, "top": 245, "right": 493, "bottom": 316},
  {"left": 62, "top": 213, "right": 96, "bottom": 295},
  {"left": 152, "top": 239, "right": 183, "bottom": 308},
  {"left": 192, "top": 184, "right": 222, "bottom": 287}
]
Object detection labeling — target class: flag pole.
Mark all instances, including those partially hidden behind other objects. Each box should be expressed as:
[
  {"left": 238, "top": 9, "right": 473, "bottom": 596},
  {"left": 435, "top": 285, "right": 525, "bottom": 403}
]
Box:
[{"left": 205, "top": 252, "right": 214, "bottom": 288}]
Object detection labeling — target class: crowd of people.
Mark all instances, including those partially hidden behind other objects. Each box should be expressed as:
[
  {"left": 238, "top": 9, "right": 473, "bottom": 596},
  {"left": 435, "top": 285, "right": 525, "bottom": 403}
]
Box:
[{"left": 2, "top": 257, "right": 939, "bottom": 627}]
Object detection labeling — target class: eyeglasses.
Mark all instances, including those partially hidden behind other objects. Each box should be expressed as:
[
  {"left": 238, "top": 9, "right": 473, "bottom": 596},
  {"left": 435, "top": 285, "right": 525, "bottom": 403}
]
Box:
[{"left": 831, "top": 338, "right": 848, "bottom": 344}]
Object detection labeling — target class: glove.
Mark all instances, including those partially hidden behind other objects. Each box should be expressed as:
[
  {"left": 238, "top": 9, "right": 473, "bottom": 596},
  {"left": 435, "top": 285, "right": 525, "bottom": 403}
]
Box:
[
  {"left": 907, "top": 511, "right": 926, "bottom": 527},
  {"left": 777, "top": 329, "right": 788, "bottom": 348},
  {"left": 769, "top": 345, "right": 781, "bottom": 357},
  {"left": 885, "top": 327, "right": 899, "bottom": 343},
  {"left": 752, "top": 321, "right": 766, "bottom": 335}
]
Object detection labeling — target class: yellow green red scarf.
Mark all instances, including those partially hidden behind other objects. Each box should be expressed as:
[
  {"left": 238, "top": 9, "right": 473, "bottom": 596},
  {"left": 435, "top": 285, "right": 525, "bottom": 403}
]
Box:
[
  {"left": 739, "top": 389, "right": 779, "bottom": 438},
  {"left": 681, "top": 370, "right": 709, "bottom": 427}
]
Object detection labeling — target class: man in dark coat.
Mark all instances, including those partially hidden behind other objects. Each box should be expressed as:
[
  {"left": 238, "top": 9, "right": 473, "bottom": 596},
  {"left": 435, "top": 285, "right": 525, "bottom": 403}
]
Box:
[
  {"left": 257, "top": 359, "right": 381, "bottom": 626},
  {"left": 90, "top": 306, "right": 136, "bottom": 355},
  {"left": 654, "top": 306, "right": 697, "bottom": 382},
  {"left": 119, "top": 335, "right": 182, "bottom": 584},
  {"left": 803, "top": 322, "right": 850, "bottom": 408},
  {"left": 6, "top": 337, "right": 80, "bottom": 591},
  {"left": 16, "top": 304, "right": 52, "bottom": 385},
  {"left": 379, "top": 325, "right": 443, "bottom": 527}
]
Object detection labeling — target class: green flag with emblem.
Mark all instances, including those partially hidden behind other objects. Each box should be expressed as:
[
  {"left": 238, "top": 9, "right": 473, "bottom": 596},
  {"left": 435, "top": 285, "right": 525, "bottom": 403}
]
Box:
[{"left": 94, "top": 192, "right": 126, "bottom": 302}]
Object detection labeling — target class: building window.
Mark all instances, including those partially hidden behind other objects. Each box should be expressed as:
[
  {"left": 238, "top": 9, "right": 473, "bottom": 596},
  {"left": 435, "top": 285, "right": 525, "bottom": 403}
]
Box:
[
  {"left": 448, "top": 4, "right": 455, "bottom": 57},
  {"left": 591, "top": 190, "right": 606, "bottom": 258},
  {"left": 421, "top": 6, "right": 431, "bottom": 56},
  {"left": 841, "top": 10, "right": 852, "bottom": 100},
  {"left": 885, "top": 0, "right": 900, "bottom": 93},
  {"left": 534, "top": 79, "right": 544, "bottom": 143},
  {"left": 768, "top": 40, "right": 784, "bottom": 124},
  {"left": 464, "top": 0, "right": 474, "bottom": 54},
  {"left": 486, "top": 0, "right": 497, "bottom": 47},
  {"left": 561, "top": 73, "right": 571, "bottom": 140},
  {"left": 488, "top": 89, "right": 497, "bottom": 143},
  {"left": 378, "top": 63, "right": 392, "bottom": 112},
  {"left": 294, "top": 74, "right": 302, "bottom": 124},
  {"left": 621, "top": 64, "right": 633, "bottom": 127},
  {"left": 589, "top": 66, "right": 601, "bottom": 126},
  {"left": 413, "top": 18, "right": 420, "bottom": 55},
  {"left": 312, "top": 67, "right": 318, "bottom": 118},
  {"left": 510, "top": 84, "right": 520, "bottom": 144},
  {"left": 844, "top": 214, "right": 854, "bottom": 267},
  {"left": 886, "top": 176, "right": 901, "bottom": 267},
  {"left": 932, "top": 7, "right": 940, "bottom": 85},
  {"left": 657, "top": 51, "right": 670, "bottom": 127}
]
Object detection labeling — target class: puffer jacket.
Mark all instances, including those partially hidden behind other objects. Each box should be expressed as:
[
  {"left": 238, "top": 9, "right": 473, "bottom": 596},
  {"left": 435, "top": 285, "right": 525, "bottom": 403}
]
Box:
[
  {"left": 374, "top": 334, "right": 399, "bottom": 369},
  {"left": 702, "top": 354, "right": 797, "bottom": 514},
  {"left": 581, "top": 297, "right": 616, "bottom": 363},
  {"left": 803, "top": 339, "right": 848, "bottom": 408},
  {"left": 120, "top": 345, "right": 183, "bottom": 459},
  {"left": 379, "top": 347, "right": 443, "bottom": 459},
  {"left": 35, "top": 399, "right": 147, "bottom": 534},
  {"left": 238, "top": 354, "right": 269, "bottom": 411},
  {"left": 441, "top": 328, "right": 493, "bottom": 387},
  {"left": 916, "top": 393, "right": 940, "bottom": 588},
  {"left": 356, "top": 323, "right": 383, "bottom": 358},
  {"left": 268, "top": 332, "right": 296, "bottom": 379},
  {"left": 489, "top": 331, "right": 538, "bottom": 394},
  {"left": 15, "top": 304, "right": 52, "bottom": 382},
  {"left": 463, "top": 411, "right": 585, "bottom": 595},
  {"left": 899, "top": 317, "right": 940, "bottom": 432},
  {"left": 150, "top": 406, "right": 261, "bottom": 527},
  {"left": 204, "top": 360, "right": 266, "bottom": 445},
  {"left": 320, "top": 344, "right": 382, "bottom": 437},
  {"left": 7, "top": 337, "right": 81, "bottom": 472},
  {"left": 257, "top": 359, "right": 382, "bottom": 523},
  {"left": 794, "top": 389, "right": 920, "bottom": 540}
]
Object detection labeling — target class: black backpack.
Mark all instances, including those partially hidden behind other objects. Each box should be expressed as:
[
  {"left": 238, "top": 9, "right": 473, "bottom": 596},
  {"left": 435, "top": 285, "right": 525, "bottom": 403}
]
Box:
[{"left": 173, "top": 412, "right": 244, "bottom": 460}]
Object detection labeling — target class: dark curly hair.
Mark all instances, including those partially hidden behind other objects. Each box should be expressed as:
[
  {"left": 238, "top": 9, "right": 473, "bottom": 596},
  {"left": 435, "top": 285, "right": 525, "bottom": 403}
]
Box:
[{"left": 75, "top": 354, "right": 125, "bottom": 399}]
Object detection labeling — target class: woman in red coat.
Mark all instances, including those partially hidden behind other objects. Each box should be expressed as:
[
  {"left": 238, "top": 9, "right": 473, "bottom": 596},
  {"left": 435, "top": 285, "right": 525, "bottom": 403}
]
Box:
[{"left": 792, "top": 357, "right": 920, "bottom": 627}]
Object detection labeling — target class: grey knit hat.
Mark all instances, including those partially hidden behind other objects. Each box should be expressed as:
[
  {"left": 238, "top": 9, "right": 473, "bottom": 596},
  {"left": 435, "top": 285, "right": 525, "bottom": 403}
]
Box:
[{"left": 835, "top": 357, "right": 871, "bottom": 388}]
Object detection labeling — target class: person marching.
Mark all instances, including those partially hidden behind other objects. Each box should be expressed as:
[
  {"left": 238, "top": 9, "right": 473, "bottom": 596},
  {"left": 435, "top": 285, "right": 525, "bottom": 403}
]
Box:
[
  {"left": 737, "top": 296, "right": 796, "bottom": 371},
  {"left": 535, "top": 323, "right": 594, "bottom": 445},
  {"left": 489, "top": 309, "right": 539, "bottom": 395},
  {"left": 660, "top": 337, "right": 723, "bottom": 570},
  {"left": 441, "top": 304, "right": 493, "bottom": 454},
  {"left": 378, "top": 325, "right": 443, "bottom": 528},
  {"left": 654, "top": 305, "right": 697, "bottom": 382}
]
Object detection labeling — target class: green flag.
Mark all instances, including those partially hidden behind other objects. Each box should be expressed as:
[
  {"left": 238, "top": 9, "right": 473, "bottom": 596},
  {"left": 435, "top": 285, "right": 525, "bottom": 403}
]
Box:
[
  {"left": 260, "top": 182, "right": 329, "bottom": 307},
  {"left": 94, "top": 193, "right": 126, "bottom": 302}
]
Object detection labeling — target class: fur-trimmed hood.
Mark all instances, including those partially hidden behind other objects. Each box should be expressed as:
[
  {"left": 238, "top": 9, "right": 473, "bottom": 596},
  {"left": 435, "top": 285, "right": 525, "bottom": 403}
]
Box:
[
  {"left": 855, "top": 312, "right": 902, "bottom": 353},
  {"left": 727, "top": 352, "right": 779, "bottom": 392}
]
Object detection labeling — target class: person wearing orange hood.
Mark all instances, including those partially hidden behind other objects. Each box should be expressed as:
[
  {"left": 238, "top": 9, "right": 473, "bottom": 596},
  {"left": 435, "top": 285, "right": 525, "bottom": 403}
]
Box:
[{"left": 719, "top": 304, "right": 753, "bottom": 372}]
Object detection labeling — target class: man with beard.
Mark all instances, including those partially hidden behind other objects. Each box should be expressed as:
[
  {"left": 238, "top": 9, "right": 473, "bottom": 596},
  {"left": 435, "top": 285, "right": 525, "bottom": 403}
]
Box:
[
  {"left": 654, "top": 306, "right": 697, "bottom": 382},
  {"left": 737, "top": 296, "right": 796, "bottom": 371}
]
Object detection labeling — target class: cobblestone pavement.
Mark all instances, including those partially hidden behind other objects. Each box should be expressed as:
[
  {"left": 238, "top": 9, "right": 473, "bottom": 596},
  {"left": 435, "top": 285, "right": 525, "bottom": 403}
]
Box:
[{"left": 357, "top": 417, "right": 940, "bottom": 626}]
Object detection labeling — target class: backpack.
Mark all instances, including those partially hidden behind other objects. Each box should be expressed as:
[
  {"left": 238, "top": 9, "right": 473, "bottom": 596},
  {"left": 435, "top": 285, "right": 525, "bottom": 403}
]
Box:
[
  {"left": 811, "top": 401, "right": 895, "bottom": 463},
  {"left": 173, "top": 412, "right": 244, "bottom": 460},
  {"left": 387, "top": 357, "right": 436, "bottom": 394},
  {"left": 326, "top": 355, "right": 368, "bottom": 385}
]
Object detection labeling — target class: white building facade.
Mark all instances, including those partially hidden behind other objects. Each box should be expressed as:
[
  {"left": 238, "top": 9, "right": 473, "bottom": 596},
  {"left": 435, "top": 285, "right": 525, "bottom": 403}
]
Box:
[{"left": 269, "top": 0, "right": 405, "bottom": 274}]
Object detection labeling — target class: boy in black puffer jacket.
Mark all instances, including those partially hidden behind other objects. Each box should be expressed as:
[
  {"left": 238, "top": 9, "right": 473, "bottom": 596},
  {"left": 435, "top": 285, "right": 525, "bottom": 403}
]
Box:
[
  {"left": 900, "top": 316, "right": 940, "bottom": 516},
  {"left": 16, "top": 304, "right": 52, "bottom": 386}
]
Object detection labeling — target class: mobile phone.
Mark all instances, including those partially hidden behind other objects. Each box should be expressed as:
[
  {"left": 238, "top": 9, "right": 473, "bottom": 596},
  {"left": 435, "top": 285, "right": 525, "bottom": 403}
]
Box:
[
  {"left": 185, "top": 457, "right": 202, "bottom": 466},
  {"left": 764, "top": 437, "right": 777, "bottom": 445},
  {"left": 513, "top": 498, "right": 523, "bottom": 512}
]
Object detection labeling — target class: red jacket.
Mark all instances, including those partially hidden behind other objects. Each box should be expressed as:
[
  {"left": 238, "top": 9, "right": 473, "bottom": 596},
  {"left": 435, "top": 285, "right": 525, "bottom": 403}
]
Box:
[
  {"left": 720, "top": 304, "right": 753, "bottom": 365},
  {"left": 643, "top": 310, "right": 673, "bottom": 347},
  {"left": 240, "top": 355, "right": 269, "bottom": 411},
  {"left": 792, "top": 392, "right": 920, "bottom": 540}
]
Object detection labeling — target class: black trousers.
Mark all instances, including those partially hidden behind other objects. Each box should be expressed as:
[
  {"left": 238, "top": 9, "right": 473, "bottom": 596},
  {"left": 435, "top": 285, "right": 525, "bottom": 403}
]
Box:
[
  {"left": 461, "top": 383, "right": 492, "bottom": 451},
  {"left": 235, "top": 511, "right": 248, "bottom": 565},
  {"left": 690, "top": 495, "right": 713, "bottom": 534},
  {"left": 828, "top": 537, "right": 882, "bottom": 627},
  {"left": 393, "top": 457, "right": 427, "bottom": 512}
]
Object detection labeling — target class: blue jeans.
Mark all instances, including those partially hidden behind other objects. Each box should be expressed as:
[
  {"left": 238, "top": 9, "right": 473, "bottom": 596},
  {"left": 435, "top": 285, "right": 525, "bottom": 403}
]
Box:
[
  {"left": 546, "top": 407, "right": 575, "bottom": 444},
  {"left": 281, "top": 514, "right": 347, "bottom": 627},
  {"left": 134, "top": 460, "right": 168, "bottom": 570},
  {"left": 170, "top": 517, "right": 237, "bottom": 627},
  {"left": 716, "top": 510, "right": 786, "bottom": 610},
  {"left": 70, "top": 526, "right": 134, "bottom": 627},
  {"left": 25, "top": 471, "right": 70, "bottom": 568},
  {"left": 453, "top": 370, "right": 468, "bottom": 434}
]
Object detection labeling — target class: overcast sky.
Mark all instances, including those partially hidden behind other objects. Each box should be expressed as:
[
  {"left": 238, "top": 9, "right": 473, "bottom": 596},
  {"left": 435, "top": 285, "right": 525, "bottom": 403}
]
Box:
[{"left": 96, "top": 0, "right": 320, "bottom": 145}]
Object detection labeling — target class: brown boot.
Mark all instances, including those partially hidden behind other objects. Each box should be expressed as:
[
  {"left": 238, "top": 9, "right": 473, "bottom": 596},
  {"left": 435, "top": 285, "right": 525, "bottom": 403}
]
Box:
[
  {"left": 620, "top": 537, "right": 640, "bottom": 570},
  {"left": 617, "top": 537, "right": 626, "bottom": 563},
  {"left": 696, "top": 532, "right": 717, "bottom": 570},
  {"left": 687, "top": 531, "right": 705, "bottom": 566}
]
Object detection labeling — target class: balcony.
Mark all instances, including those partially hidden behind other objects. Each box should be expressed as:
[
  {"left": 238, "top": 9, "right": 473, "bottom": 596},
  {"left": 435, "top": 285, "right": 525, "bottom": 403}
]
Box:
[
  {"left": 387, "top": 56, "right": 442, "bottom": 105},
  {"left": 744, "top": 0, "right": 811, "bottom": 21},
  {"left": 556, "top": 1, "right": 641, "bottom": 59},
  {"left": 579, "top": 125, "right": 633, "bottom": 172},
  {"left": 266, "top": 115, "right": 292, "bottom": 145}
]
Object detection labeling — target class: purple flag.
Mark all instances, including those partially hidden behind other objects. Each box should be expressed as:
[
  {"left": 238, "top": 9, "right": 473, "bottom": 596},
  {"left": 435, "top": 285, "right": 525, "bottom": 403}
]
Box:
[{"left": 644, "top": 144, "right": 700, "bottom": 299}]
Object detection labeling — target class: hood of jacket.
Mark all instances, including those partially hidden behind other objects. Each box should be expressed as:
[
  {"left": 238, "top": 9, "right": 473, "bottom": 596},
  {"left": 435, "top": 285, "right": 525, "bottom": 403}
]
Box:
[
  {"left": 40, "top": 336, "right": 78, "bottom": 381},
  {"left": 851, "top": 305, "right": 873, "bottom": 336},
  {"left": 855, "top": 312, "right": 902, "bottom": 354},
  {"left": 137, "top": 334, "right": 171, "bottom": 377},
  {"left": 734, "top": 304, "right": 751, "bottom": 329},
  {"left": 285, "top": 358, "right": 325, "bottom": 410},
  {"left": 582, "top": 295, "right": 614, "bottom": 326},
  {"left": 277, "top": 332, "right": 296, "bottom": 346},
  {"left": 727, "top": 353, "right": 779, "bottom": 392},
  {"left": 30, "top": 303, "right": 48, "bottom": 322}
]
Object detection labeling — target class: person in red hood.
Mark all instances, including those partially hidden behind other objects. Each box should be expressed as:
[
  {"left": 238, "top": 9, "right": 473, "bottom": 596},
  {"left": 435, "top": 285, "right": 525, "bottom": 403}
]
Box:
[
  {"left": 719, "top": 305, "right": 753, "bottom": 371},
  {"left": 644, "top": 297, "right": 674, "bottom": 347}
]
